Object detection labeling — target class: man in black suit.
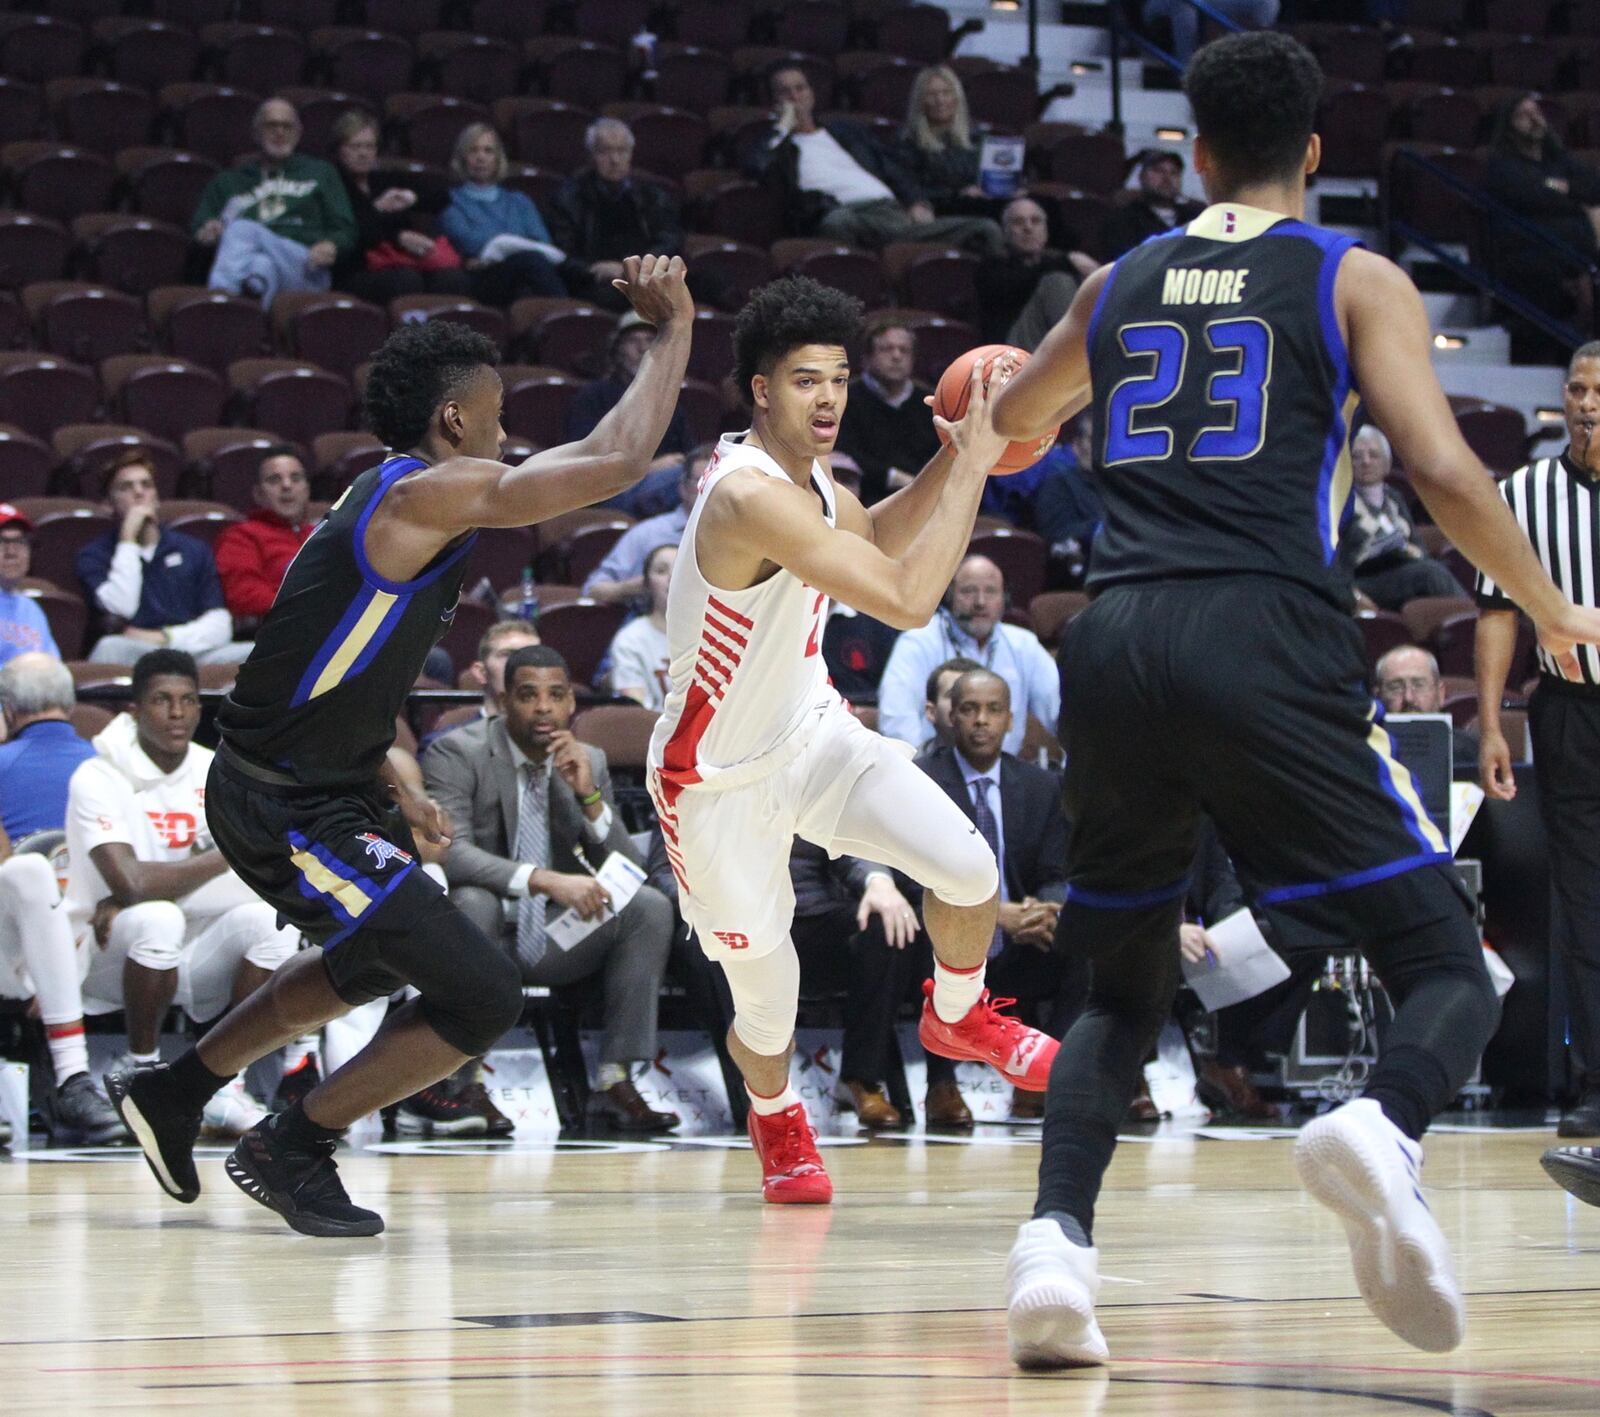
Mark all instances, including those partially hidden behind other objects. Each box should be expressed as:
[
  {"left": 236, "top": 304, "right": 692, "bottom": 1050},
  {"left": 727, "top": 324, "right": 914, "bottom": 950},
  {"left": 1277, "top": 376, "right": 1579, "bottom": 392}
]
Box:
[
  {"left": 424, "top": 645, "right": 678, "bottom": 1133},
  {"left": 913, "top": 668, "right": 1072, "bottom": 1120}
]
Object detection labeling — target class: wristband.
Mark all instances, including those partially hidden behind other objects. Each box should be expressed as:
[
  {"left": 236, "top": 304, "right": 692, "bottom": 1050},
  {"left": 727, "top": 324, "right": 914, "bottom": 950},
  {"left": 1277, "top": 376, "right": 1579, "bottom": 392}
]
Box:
[{"left": 579, "top": 788, "right": 604, "bottom": 807}]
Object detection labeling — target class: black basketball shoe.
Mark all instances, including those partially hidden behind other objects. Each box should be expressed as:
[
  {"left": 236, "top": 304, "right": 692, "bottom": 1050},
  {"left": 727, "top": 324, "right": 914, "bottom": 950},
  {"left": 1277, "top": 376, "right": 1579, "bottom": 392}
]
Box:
[
  {"left": 225, "top": 1112, "right": 385, "bottom": 1237},
  {"left": 1542, "top": 1146, "right": 1600, "bottom": 1209},
  {"left": 105, "top": 1066, "right": 202, "bottom": 1202}
]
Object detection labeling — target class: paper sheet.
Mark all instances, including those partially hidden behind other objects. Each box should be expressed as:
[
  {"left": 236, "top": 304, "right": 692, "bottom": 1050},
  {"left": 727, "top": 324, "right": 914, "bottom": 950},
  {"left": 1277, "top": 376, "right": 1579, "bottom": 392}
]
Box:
[
  {"left": 1181, "top": 907, "right": 1291, "bottom": 1012},
  {"left": 545, "top": 852, "right": 646, "bottom": 952}
]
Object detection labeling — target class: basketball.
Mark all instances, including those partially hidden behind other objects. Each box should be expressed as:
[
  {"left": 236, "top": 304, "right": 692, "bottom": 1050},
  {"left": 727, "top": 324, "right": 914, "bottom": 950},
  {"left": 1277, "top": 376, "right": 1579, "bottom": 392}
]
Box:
[{"left": 932, "top": 343, "right": 1060, "bottom": 476}]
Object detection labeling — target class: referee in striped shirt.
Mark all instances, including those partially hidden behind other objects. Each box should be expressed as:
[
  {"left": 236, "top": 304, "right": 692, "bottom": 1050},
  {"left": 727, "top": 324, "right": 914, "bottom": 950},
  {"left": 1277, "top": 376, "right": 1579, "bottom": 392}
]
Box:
[{"left": 1476, "top": 341, "right": 1600, "bottom": 1151}]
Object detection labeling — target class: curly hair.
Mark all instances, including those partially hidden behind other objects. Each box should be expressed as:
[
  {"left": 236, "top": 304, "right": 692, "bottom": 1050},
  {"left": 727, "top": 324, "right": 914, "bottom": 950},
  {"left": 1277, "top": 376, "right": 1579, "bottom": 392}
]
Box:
[
  {"left": 733, "top": 275, "right": 863, "bottom": 396},
  {"left": 131, "top": 648, "right": 198, "bottom": 701},
  {"left": 364, "top": 319, "right": 501, "bottom": 450},
  {"left": 1184, "top": 31, "right": 1322, "bottom": 187}
]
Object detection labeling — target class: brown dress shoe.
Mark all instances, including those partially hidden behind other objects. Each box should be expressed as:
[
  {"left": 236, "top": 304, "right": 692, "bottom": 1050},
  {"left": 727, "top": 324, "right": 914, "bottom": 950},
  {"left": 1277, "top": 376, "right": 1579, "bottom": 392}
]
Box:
[
  {"left": 1010, "top": 1085, "right": 1045, "bottom": 1120},
  {"left": 837, "top": 1079, "right": 902, "bottom": 1129},
  {"left": 1126, "top": 1075, "right": 1162, "bottom": 1124},
  {"left": 925, "top": 1078, "right": 973, "bottom": 1128},
  {"left": 587, "top": 1078, "right": 680, "bottom": 1133},
  {"left": 1196, "top": 1058, "right": 1278, "bottom": 1122}
]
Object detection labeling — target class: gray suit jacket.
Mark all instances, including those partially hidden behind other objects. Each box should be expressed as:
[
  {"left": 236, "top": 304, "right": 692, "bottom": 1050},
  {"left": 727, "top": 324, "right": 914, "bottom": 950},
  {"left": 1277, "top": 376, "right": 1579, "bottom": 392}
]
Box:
[{"left": 423, "top": 716, "right": 640, "bottom": 898}]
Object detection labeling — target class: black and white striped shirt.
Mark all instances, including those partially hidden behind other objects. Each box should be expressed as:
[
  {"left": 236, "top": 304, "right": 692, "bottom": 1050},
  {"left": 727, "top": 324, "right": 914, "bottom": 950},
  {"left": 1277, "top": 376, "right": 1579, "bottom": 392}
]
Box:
[{"left": 1476, "top": 453, "right": 1600, "bottom": 684}]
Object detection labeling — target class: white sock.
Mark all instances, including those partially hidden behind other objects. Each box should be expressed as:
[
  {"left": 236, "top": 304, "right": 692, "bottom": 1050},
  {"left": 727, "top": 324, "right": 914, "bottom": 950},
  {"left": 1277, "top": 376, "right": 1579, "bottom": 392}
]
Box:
[
  {"left": 933, "top": 959, "right": 986, "bottom": 1023},
  {"left": 597, "top": 1061, "right": 629, "bottom": 1089},
  {"left": 281, "top": 1034, "right": 317, "bottom": 1071},
  {"left": 130, "top": 1048, "right": 160, "bottom": 1067},
  {"left": 45, "top": 1022, "right": 89, "bottom": 1084},
  {"left": 747, "top": 1082, "right": 800, "bottom": 1116}
]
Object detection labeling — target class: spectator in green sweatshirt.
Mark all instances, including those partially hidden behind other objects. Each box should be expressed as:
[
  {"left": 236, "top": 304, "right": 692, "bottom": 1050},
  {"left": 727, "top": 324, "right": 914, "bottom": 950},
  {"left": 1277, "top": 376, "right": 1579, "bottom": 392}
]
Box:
[{"left": 191, "top": 98, "right": 357, "bottom": 309}]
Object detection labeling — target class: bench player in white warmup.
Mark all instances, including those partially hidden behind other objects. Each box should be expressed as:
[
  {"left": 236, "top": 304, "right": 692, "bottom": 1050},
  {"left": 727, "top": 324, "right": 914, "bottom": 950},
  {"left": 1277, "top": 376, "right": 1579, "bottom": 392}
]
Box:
[{"left": 648, "top": 276, "right": 1058, "bottom": 1201}]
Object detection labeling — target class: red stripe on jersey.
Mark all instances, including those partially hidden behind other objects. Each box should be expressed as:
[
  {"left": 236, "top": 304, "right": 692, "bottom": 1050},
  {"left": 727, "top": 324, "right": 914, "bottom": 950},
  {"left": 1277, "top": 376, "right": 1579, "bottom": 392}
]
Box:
[
  {"left": 704, "top": 613, "right": 749, "bottom": 650},
  {"left": 701, "top": 629, "right": 742, "bottom": 669},
  {"left": 707, "top": 595, "right": 754, "bottom": 630},
  {"left": 694, "top": 675, "right": 725, "bottom": 702},
  {"left": 697, "top": 649, "right": 733, "bottom": 685},
  {"left": 658, "top": 681, "right": 717, "bottom": 790}
]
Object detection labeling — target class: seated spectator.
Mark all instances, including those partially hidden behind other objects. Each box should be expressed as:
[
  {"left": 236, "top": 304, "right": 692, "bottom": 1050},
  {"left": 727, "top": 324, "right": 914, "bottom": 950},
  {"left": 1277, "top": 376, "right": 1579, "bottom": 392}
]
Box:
[
  {"left": 548, "top": 118, "right": 685, "bottom": 311},
  {"left": 77, "top": 451, "right": 248, "bottom": 667},
  {"left": 745, "top": 65, "right": 1003, "bottom": 254},
  {"left": 1098, "top": 148, "right": 1205, "bottom": 261},
  {"left": 329, "top": 109, "right": 470, "bottom": 307},
  {"left": 607, "top": 544, "right": 675, "bottom": 710},
  {"left": 923, "top": 655, "right": 984, "bottom": 750},
  {"left": 822, "top": 604, "right": 901, "bottom": 700},
  {"left": 422, "top": 618, "right": 542, "bottom": 754},
  {"left": 67, "top": 650, "right": 297, "bottom": 1133},
  {"left": 877, "top": 556, "right": 1059, "bottom": 756},
  {"left": 441, "top": 122, "right": 567, "bottom": 307},
  {"left": 1141, "top": 0, "right": 1280, "bottom": 63},
  {"left": 897, "top": 65, "right": 988, "bottom": 215},
  {"left": 1031, "top": 415, "right": 1105, "bottom": 580},
  {"left": 1340, "top": 425, "right": 1460, "bottom": 609},
  {"left": 423, "top": 646, "right": 679, "bottom": 1132},
  {"left": 566, "top": 311, "right": 692, "bottom": 518},
  {"left": 0, "top": 654, "right": 125, "bottom": 1143},
  {"left": 912, "top": 668, "right": 1071, "bottom": 1121},
  {"left": 212, "top": 446, "right": 317, "bottom": 625},
  {"left": 835, "top": 318, "right": 942, "bottom": 505},
  {"left": 584, "top": 449, "right": 706, "bottom": 603},
  {"left": 1485, "top": 94, "right": 1600, "bottom": 340},
  {"left": 974, "top": 197, "right": 1086, "bottom": 349},
  {"left": 191, "top": 98, "right": 357, "bottom": 309},
  {"left": 0, "top": 504, "right": 57, "bottom": 665},
  {"left": 1374, "top": 644, "right": 1480, "bottom": 780}
]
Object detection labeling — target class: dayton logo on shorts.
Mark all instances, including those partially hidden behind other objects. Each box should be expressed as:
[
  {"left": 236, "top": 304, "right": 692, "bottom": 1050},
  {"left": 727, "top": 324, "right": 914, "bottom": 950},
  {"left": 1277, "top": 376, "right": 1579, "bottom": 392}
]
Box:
[
  {"left": 711, "top": 930, "right": 750, "bottom": 950},
  {"left": 356, "top": 833, "right": 412, "bottom": 869}
]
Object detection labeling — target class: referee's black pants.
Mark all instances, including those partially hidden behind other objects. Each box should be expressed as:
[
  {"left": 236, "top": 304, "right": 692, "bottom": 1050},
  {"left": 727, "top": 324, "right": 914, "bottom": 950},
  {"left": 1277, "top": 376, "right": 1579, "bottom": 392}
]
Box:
[{"left": 1529, "top": 681, "right": 1600, "bottom": 1096}]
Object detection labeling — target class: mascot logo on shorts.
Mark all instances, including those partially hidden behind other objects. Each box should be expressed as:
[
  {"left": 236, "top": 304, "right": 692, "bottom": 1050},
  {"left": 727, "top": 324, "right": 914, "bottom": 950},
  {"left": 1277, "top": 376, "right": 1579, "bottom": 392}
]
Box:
[{"left": 356, "top": 833, "right": 413, "bottom": 869}]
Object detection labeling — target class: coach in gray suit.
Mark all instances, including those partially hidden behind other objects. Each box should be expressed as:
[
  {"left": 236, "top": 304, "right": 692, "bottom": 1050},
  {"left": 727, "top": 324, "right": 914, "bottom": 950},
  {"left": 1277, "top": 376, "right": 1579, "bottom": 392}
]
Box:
[{"left": 423, "top": 644, "right": 677, "bottom": 1132}]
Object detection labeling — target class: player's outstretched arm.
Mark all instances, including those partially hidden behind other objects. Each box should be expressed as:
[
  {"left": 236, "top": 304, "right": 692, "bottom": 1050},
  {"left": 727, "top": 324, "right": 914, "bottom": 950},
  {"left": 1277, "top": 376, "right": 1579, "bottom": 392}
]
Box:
[
  {"left": 991, "top": 265, "right": 1110, "bottom": 442},
  {"left": 391, "top": 255, "right": 695, "bottom": 532},
  {"left": 1344, "top": 250, "right": 1600, "bottom": 674},
  {"left": 707, "top": 362, "right": 1009, "bottom": 628}
]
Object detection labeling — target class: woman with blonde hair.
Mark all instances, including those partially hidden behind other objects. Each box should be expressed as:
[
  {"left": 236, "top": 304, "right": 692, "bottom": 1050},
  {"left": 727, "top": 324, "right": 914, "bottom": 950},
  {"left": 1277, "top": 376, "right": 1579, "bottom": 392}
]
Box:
[
  {"left": 899, "top": 65, "right": 987, "bottom": 214},
  {"left": 440, "top": 121, "right": 566, "bottom": 305}
]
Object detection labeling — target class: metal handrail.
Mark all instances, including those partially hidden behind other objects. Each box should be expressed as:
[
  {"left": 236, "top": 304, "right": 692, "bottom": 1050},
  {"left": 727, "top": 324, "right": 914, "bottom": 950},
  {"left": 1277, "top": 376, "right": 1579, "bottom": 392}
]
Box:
[{"left": 1106, "top": 0, "right": 1243, "bottom": 129}]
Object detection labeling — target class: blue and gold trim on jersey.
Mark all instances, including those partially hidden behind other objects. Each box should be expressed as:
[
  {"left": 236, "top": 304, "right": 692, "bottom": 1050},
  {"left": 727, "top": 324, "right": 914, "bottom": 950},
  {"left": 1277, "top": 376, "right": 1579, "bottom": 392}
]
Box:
[
  {"left": 290, "top": 583, "right": 412, "bottom": 706},
  {"left": 287, "top": 830, "right": 416, "bottom": 947}
]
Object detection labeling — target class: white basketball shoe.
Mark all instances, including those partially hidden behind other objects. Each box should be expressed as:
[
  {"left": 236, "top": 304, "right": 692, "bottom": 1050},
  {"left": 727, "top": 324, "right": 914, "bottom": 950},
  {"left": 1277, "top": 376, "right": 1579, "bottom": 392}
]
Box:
[
  {"left": 201, "top": 1075, "right": 270, "bottom": 1140},
  {"left": 1294, "top": 1097, "right": 1465, "bottom": 1352},
  {"left": 1005, "top": 1218, "right": 1110, "bottom": 1368}
]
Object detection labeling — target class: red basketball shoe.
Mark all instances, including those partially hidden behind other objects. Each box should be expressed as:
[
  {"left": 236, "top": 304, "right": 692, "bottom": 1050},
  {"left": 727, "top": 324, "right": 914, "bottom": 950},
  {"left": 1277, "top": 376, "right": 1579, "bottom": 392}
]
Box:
[
  {"left": 747, "top": 1102, "right": 833, "bottom": 1204},
  {"left": 918, "top": 980, "right": 1058, "bottom": 1091}
]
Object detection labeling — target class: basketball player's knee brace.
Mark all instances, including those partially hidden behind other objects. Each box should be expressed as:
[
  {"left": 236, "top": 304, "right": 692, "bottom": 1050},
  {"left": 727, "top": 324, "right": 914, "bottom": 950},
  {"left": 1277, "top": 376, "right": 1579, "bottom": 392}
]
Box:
[
  {"left": 723, "top": 945, "right": 800, "bottom": 1057},
  {"left": 408, "top": 891, "right": 523, "bottom": 1057},
  {"left": 927, "top": 827, "right": 1001, "bottom": 911},
  {"left": 238, "top": 907, "right": 298, "bottom": 971},
  {"left": 121, "top": 901, "right": 187, "bottom": 971},
  {"left": 0, "top": 852, "right": 59, "bottom": 912}
]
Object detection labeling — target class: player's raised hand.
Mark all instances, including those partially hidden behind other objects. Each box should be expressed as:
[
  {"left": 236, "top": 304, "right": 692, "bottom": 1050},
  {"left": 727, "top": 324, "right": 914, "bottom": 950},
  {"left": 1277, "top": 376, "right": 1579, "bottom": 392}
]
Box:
[
  {"left": 932, "top": 354, "right": 1014, "bottom": 475},
  {"left": 611, "top": 253, "right": 693, "bottom": 328}
]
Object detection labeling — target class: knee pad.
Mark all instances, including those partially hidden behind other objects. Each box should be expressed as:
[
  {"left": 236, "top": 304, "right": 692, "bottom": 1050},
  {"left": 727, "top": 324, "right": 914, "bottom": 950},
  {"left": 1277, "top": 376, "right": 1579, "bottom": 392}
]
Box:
[
  {"left": 121, "top": 901, "right": 187, "bottom": 971},
  {"left": 0, "top": 852, "right": 59, "bottom": 910},
  {"left": 723, "top": 944, "right": 800, "bottom": 1056},
  {"left": 237, "top": 906, "right": 299, "bottom": 971},
  {"left": 408, "top": 892, "right": 523, "bottom": 1056},
  {"left": 928, "top": 830, "right": 1000, "bottom": 911}
]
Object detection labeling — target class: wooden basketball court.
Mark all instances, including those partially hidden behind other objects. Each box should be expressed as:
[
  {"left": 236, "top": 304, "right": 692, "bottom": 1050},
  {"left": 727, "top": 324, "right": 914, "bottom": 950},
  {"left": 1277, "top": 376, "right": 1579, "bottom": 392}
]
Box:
[{"left": 3, "top": 1122, "right": 1596, "bottom": 1415}]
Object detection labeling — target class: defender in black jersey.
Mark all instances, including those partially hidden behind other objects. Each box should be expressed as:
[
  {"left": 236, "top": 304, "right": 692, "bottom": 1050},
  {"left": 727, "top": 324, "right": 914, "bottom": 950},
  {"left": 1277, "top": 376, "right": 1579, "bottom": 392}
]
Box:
[
  {"left": 987, "top": 34, "right": 1600, "bottom": 1365},
  {"left": 106, "top": 254, "right": 694, "bottom": 1237}
]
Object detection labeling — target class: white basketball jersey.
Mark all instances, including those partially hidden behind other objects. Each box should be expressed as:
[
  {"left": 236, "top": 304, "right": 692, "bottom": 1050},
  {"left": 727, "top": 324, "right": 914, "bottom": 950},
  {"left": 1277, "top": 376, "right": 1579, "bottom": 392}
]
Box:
[{"left": 648, "top": 431, "right": 836, "bottom": 794}]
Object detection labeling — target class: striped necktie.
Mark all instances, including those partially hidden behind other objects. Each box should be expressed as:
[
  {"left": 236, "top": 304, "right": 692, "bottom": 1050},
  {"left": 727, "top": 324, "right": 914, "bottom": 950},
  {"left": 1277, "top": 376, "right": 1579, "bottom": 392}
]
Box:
[{"left": 970, "top": 776, "right": 1005, "bottom": 959}]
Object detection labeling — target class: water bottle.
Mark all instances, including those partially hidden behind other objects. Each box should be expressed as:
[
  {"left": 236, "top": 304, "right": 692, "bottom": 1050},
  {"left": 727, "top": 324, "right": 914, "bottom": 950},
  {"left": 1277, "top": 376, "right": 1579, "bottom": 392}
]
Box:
[{"left": 519, "top": 566, "right": 538, "bottom": 622}]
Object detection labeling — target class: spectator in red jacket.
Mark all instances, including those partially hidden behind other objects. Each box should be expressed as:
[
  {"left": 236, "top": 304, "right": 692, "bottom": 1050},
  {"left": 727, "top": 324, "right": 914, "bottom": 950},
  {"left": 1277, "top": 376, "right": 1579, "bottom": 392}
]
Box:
[{"left": 213, "top": 447, "right": 316, "bottom": 623}]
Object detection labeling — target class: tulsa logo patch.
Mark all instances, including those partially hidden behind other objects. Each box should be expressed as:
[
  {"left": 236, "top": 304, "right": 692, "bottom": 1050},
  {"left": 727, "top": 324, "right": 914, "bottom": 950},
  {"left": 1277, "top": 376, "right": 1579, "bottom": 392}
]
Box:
[{"left": 356, "top": 833, "right": 413, "bottom": 869}]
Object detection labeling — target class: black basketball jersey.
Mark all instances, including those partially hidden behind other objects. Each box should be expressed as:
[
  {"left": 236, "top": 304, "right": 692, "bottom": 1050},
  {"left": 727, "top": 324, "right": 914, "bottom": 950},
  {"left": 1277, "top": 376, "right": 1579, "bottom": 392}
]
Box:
[
  {"left": 218, "top": 455, "right": 476, "bottom": 787},
  {"left": 1085, "top": 203, "right": 1361, "bottom": 605}
]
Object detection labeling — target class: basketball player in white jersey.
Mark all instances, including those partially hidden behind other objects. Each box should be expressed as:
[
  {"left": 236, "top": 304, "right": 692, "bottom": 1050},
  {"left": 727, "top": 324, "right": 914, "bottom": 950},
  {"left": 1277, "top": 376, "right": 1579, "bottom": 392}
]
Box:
[{"left": 648, "top": 276, "right": 1058, "bottom": 1202}]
